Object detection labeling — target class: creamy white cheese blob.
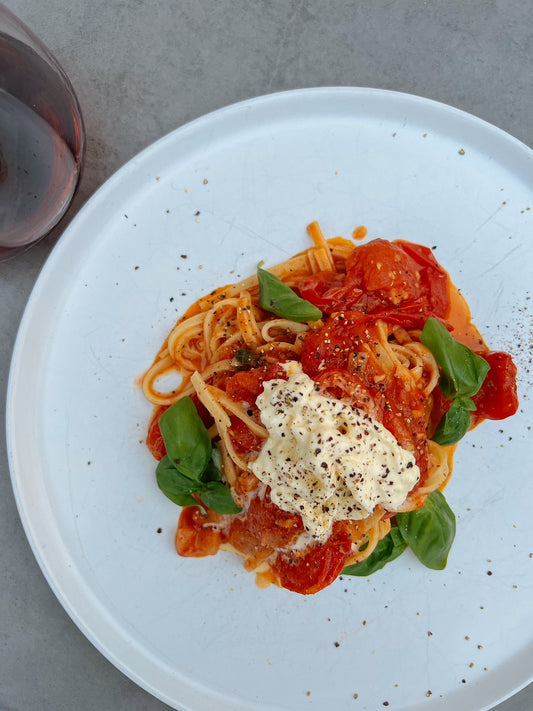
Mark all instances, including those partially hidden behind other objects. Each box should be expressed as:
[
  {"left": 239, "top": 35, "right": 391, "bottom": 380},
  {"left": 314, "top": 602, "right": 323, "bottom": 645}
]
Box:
[{"left": 249, "top": 365, "right": 420, "bottom": 542}]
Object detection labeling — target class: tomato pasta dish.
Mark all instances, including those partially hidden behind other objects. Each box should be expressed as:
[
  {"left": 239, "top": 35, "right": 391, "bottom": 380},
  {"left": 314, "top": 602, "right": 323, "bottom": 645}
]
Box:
[{"left": 141, "top": 222, "right": 518, "bottom": 594}]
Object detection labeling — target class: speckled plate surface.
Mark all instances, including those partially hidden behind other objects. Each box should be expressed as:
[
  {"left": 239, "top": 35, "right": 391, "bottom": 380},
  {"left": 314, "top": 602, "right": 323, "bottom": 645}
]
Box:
[{"left": 7, "top": 88, "right": 533, "bottom": 711}]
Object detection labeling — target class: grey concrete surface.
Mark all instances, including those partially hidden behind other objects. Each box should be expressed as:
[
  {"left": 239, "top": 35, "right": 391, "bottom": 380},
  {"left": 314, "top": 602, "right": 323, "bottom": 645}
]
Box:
[{"left": 1, "top": 1, "right": 532, "bottom": 710}]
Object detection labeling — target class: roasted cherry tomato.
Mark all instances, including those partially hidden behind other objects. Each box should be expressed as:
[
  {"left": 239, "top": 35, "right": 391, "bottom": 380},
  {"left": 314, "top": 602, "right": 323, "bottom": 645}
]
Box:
[
  {"left": 472, "top": 351, "right": 519, "bottom": 420},
  {"left": 298, "top": 239, "right": 449, "bottom": 320},
  {"left": 228, "top": 416, "right": 265, "bottom": 456},
  {"left": 300, "top": 311, "right": 370, "bottom": 376},
  {"left": 394, "top": 240, "right": 449, "bottom": 316},
  {"left": 271, "top": 524, "right": 353, "bottom": 595},
  {"left": 175, "top": 505, "right": 225, "bottom": 557},
  {"left": 313, "top": 369, "right": 378, "bottom": 419},
  {"left": 225, "top": 363, "right": 287, "bottom": 404},
  {"left": 245, "top": 493, "right": 304, "bottom": 548}
]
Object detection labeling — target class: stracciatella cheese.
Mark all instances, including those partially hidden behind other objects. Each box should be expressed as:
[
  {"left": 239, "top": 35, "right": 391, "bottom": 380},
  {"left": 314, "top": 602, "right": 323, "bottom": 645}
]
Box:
[{"left": 249, "top": 365, "right": 420, "bottom": 542}]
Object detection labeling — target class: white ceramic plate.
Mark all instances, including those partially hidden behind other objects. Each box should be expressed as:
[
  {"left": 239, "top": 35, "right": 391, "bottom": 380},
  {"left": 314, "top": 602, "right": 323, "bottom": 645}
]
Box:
[{"left": 7, "top": 88, "right": 533, "bottom": 711}]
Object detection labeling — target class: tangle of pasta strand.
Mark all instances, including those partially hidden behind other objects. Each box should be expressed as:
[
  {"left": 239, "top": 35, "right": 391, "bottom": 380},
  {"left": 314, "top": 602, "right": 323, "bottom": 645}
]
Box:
[{"left": 141, "top": 222, "right": 454, "bottom": 588}]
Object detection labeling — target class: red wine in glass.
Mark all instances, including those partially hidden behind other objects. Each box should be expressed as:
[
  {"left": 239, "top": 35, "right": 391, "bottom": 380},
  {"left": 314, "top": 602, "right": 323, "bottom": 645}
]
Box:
[{"left": 0, "top": 5, "right": 85, "bottom": 261}]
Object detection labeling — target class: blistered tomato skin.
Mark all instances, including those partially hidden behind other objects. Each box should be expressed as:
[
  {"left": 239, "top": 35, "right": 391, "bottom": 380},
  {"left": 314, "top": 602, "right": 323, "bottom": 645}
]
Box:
[
  {"left": 298, "top": 239, "right": 449, "bottom": 320},
  {"left": 228, "top": 416, "right": 264, "bottom": 455},
  {"left": 175, "top": 506, "right": 225, "bottom": 557},
  {"left": 271, "top": 524, "right": 353, "bottom": 595},
  {"left": 245, "top": 494, "right": 304, "bottom": 548},
  {"left": 472, "top": 351, "right": 519, "bottom": 420},
  {"left": 225, "top": 363, "right": 287, "bottom": 404}
]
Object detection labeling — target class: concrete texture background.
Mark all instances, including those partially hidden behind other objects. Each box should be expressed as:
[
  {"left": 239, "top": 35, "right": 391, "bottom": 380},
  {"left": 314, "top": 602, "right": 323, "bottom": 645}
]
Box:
[{"left": 0, "top": 1, "right": 532, "bottom": 709}]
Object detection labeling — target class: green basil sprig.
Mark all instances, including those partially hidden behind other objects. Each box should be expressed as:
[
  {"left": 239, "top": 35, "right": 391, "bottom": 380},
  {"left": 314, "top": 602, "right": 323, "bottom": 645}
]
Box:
[
  {"left": 396, "top": 490, "right": 456, "bottom": 570},
  {"left": 421, "top": 317, "right": 490, "bottom": 399},
  {"left": 257, "top": 265, "right": 322, "bottom": 322},
  {"left": 432, "top": 397, "right": 476, "bottom": 446},
  {"left": 155, "top": 397, "right": 241, "bottom": 514},
  {"left": 342, "top": 527, "right": 408, "bottom": 577},
  {"left": 421, "top": 317, "right": 490, "bottom": 446},
  {"left": 342, "top": 490, "right": 455, "bottom": 577},
  {"left": 233, "top": 348, "right": 261, "bottom": 368}
]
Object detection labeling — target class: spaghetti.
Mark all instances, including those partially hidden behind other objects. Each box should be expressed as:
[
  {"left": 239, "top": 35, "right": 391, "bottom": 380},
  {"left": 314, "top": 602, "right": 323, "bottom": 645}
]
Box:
[{"left": 142, "top": 222, "right": 518, "bottom": 594}]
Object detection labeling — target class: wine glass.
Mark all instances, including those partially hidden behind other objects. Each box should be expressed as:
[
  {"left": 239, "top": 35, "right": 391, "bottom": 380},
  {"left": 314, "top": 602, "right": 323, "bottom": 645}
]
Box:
[{"left": 0, "top": 2, "right": 85, "bottom": 261}]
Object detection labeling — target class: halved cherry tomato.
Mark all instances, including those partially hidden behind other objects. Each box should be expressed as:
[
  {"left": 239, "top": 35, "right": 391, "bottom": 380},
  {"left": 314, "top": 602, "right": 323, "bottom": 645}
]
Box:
[
  {"left": 225, "top": 363, "right": 287, "bottom": 404},
  {"left": 175, "top": 505, "right": 225, "bottom": 557},
  {"left": 394, "top": 240, "right": 449, "bottom": 317},
  {"left": 297, "top": 271, "right": 358, "bottom": 313},
  {"left": 378, "top": 374, "right": 428, "bottom": 476},
  {"left": 298, "top": 239, "right": 449, "bottom": 321},
  {"left": 227, "top": 517, "right": 268, "bottom": 558},
  {"left": 245, "top": 493, "right": 304, "bottom": 548},
  {"left": 271, "top": 523, "right": 352, "bottom": 595},
  {"left": 345, "top": 238, "right": 422, "bottom": 303},
  {"left": 314, "top": 369, "right": 379, "bottom": 419},
  {"left": 300, "top": 311, "right": 369, "bottom": 376},
  {"left": 472, "top": 351, "right": 519, "bottom": 420},
  {"left": 227, "top": 494, "right": 303, "bottom": 561},
  {"left": 228, "top": 416, "right": 264, "bottom": 456}
]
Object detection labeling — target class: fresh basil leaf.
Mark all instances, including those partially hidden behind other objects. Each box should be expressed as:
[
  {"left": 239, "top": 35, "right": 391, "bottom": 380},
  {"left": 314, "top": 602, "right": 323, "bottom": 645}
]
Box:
[
  {"left": 342, "top": 527, "right": 407, "bottom": 577},
  {"left": 257, "top": 266, "right": 322, "bottom": 322},
  {"left": 201, "top": 444, "right": 223, "bottom": 483},
  {"left": 159, "top": 397, "right": 212, "bottom": 480},
  {"left": 233, "top": 348, "right": 261, "bottom": 368},
  {"left": 421, "top": 317, "right": 490, "bottom": 399},
  {"left": 156, "top": 455, "right": 198, "bottom": 507},
  {"left": 155, "top": 406, "right": 240, "bottom": 515},
  {"left": 396, "top": 490, "right": 456, "bottom": 570},
  {"left": 199, "top": 480, "right": 242, "bottom": 514},
  {"left": 433, "top": 397, "right": 475, "bottom": 446}
]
